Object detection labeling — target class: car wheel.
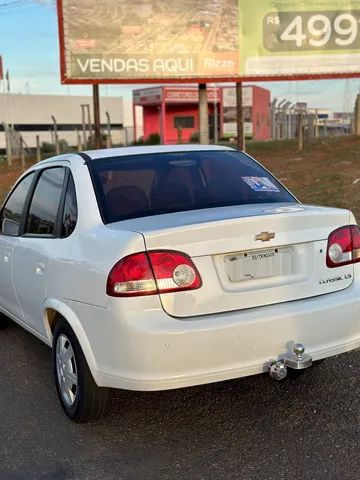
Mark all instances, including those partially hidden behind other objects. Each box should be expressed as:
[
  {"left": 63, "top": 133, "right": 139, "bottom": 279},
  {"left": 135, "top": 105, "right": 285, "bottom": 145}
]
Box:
[
  {"left": 287, "top": 359, "right": 326, "bottom": 379},
  {"left": 52, "top": 318, "right": 112, "bottom": 423}
]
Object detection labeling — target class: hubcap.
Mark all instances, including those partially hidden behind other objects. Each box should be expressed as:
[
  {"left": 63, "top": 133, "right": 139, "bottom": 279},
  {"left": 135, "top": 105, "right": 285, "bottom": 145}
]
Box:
[{"left": 56, "top": 334, "right": 78, "bottom": 407}]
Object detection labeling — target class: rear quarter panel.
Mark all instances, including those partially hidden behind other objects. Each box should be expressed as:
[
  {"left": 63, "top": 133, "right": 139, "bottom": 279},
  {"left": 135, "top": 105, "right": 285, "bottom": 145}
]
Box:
[{"left": 46, "top": 160, "right": 146, "bottom": 308}]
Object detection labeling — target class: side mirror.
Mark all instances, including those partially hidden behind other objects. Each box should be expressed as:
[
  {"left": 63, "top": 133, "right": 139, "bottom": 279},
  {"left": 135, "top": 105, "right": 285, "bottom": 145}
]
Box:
[{"left": 2, "top": 217, "right": 19, "bottom": 236}]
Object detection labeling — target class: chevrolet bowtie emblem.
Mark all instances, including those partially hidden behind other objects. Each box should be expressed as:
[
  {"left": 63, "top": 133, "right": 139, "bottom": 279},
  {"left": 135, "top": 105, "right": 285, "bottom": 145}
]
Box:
[{"left": 255, "top": 231, "right": 275, "bottom": 242}]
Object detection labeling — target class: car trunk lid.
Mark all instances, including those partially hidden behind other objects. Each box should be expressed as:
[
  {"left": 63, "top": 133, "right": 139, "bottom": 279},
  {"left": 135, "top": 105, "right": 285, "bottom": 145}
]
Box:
[{"left": 117, "top": 203, "right": 353, "bottom": 317}]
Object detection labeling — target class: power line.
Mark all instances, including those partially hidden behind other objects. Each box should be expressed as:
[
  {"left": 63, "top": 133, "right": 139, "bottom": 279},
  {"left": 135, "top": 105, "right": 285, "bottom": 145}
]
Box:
[
  {"left": 0, "top": 0, "right": 54, "bottom": 9},
  {"left": 0, "top": 0, "right": 54, "bottom": 14},
  {"left": 0, "top": 0, "right": 31, "bottom": 8}
]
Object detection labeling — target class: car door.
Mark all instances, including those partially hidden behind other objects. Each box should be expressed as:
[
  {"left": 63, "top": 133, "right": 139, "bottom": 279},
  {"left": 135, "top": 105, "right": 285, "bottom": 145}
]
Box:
[
  {"left": 12, "top": 166, "right": 67, "bottom": 335},
  {"left": 0, "top": 172, "right": 36, "bottom": 319}
]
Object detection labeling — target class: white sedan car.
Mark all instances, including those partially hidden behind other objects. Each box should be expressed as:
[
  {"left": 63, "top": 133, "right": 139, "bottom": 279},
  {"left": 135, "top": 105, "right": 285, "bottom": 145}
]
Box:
[{"left": 1, "top": 145, "right": 360, "bottom": 422}]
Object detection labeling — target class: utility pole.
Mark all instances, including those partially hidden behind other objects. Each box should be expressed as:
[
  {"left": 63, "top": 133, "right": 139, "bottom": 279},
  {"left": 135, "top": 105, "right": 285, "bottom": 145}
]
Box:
[
  {"left": 93, "top": 84, "right": 101, "bottom": 149},
  {"left": 236, "top": 82, "right": 244, "bottom": 151},
  {"left": 199, "top": 84, "right": 209, "bottom": 144},
  {"left": 51, "top": 115, "right": 60, "bottom": 155}
]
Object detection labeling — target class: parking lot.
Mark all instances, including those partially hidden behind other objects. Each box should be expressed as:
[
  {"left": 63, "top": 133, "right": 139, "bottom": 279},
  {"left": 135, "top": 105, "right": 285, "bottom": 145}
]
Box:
[{"left": 1, "top": 320, "right": 360, "bottom": 480}]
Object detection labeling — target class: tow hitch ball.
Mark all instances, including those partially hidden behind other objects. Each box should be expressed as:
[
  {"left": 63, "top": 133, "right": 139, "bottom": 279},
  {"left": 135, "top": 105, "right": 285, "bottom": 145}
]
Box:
[{"left": 268, "top": 344, "right": 313, "bottom": 381}]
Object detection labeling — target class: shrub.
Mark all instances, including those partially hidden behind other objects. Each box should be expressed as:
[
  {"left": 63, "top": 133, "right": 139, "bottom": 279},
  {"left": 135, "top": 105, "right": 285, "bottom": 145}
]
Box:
[
  {"left": 41, "top": 141, "right": 55, "bottom": 153},
  {"left": 146, "top": 133, "right": 161, "bottom": 145},
  {"left": 131, "top": 136, "right": 145, "bottom": 146},
  {"left": 190, "top": 131, "right": 200, "bottom": 143},
  {"left": 59, "top": 139, "right": 69, "bottom": 152}
]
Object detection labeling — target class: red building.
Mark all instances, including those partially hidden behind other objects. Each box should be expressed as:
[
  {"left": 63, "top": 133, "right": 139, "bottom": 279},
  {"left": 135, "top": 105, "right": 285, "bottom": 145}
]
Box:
[{"left": 132, "top": 85, "right": 271, "bottom": 144}]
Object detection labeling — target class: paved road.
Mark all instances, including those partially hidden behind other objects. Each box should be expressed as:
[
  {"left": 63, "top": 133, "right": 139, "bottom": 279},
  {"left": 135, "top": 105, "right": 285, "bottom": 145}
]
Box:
[{"left": 1, "top": 321, "right": 360, "bottom": 480}]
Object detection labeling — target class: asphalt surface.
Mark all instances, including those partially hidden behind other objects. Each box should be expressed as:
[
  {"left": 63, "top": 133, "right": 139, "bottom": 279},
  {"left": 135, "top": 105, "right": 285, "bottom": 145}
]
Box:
[{"left": 1, "top": 321, "right": 360, "bottom": 480}]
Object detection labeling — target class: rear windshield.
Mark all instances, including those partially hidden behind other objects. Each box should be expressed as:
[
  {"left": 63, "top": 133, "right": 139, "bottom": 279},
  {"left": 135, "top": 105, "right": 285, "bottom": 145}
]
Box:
[{"left": 88, "top": 150, "right": 296, "bottom": 223}]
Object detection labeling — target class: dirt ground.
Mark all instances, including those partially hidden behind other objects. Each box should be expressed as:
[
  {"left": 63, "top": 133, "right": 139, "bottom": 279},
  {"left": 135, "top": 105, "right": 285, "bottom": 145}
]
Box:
[
  {"left": 247, "top": 135, "right": 360, "bottom": 220},
  {"left": 1, "top": 136, "right": 360, "bottom": 218}
]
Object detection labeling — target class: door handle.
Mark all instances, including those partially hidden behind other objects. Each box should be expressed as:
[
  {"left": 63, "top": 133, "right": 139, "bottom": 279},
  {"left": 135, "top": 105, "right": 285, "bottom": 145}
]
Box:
[
  {"left": 4, "top": 252, "right": 11, "bottom": 263},
  {"left": 36, "top": 262, "right": 45, "bottom": 276}
]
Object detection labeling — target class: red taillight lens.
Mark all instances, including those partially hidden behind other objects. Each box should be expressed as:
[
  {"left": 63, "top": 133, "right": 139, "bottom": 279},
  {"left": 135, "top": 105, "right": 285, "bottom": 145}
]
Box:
[
  {"left": 106, "top": 252, "right": 157, "bottom": 297},
  {"left": 326, "top": 225, "right": 360, "bottom": 268},
  {"left": 107, "top": 250, "right": 202, "bottom": 297}
]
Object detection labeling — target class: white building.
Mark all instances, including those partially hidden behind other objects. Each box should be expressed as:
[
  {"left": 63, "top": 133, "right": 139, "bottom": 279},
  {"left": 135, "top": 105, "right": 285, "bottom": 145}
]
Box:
[{"left": 0, "top": 93, "right": 143, "bottom": 151}]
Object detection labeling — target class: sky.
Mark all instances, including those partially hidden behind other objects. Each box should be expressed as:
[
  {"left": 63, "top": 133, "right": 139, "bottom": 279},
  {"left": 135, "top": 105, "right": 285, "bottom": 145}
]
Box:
[{"left": 0, "top": 0, "right": 360, "bottom": 111}]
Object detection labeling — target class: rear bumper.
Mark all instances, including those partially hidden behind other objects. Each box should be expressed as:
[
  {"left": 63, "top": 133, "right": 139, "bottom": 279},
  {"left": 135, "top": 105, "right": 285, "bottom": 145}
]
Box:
[{"left": 69, "top": 279, "right": 360, "bottom": 391}]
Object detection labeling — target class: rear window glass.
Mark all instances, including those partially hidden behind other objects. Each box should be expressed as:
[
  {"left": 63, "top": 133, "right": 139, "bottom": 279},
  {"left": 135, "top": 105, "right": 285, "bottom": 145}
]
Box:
[{"left": 88, "top": 150, "right": 296, "bottom": 223}]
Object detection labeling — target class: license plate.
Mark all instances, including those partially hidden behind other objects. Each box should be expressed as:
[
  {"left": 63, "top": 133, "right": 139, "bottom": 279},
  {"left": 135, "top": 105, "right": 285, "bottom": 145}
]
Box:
[{"left": 224, "top": 247, "right": 293, "bottom": 283}]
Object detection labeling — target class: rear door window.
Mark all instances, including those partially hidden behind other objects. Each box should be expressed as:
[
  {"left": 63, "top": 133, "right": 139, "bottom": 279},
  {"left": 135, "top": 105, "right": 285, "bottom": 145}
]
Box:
[
  {"left": 89, "top": 150, "right": 296, "bottom": 223},
  {"left": 25, "top": 168, "right": 65, "bottom": 236}
]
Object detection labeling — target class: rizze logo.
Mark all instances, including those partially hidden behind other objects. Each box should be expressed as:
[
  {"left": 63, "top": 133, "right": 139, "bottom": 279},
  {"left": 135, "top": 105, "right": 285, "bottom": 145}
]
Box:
[{"left": 319, "top": 274, "right": 352, "bottom": 285}]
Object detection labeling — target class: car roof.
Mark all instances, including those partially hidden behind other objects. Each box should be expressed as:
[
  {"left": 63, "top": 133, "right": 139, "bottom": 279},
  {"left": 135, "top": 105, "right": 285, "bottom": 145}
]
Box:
[
  {"left": 82, "top": 144, "right": 236, "bottom": 160},
  {"left": 35, "top": 144, "right": 237, "bottom": 168}
]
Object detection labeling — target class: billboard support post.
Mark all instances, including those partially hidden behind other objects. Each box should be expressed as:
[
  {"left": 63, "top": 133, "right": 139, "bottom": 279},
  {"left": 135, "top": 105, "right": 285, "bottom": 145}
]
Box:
[
  {"left": 236, "top": 82, "right": 244, "bottom": 151},
  {"left": 199, "top": 84, "right": 209, "bottom": 144},
  {"left": 93, "top": 84, "right": 101, "bottom": 149}
]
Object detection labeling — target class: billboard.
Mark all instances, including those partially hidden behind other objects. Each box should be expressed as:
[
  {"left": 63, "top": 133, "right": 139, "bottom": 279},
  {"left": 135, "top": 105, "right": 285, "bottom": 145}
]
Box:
[{"left": 57, "top": 0, "right": 360, "bottom": 83}]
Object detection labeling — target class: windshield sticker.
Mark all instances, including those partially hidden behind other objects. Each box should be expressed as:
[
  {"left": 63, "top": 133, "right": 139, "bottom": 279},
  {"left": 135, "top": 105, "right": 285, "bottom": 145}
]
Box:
[{"left": 242, "top": 177, "right": 280, "bottom": 193}]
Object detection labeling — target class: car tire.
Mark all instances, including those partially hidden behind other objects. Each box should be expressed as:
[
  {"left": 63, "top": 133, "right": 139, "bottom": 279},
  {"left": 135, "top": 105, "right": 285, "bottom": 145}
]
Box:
[
  {"left": 52, "top": 318, "right": 112, "bottom": 423},
  {"left": 287, "top": 359, "right": 326, "bottom": 379}
]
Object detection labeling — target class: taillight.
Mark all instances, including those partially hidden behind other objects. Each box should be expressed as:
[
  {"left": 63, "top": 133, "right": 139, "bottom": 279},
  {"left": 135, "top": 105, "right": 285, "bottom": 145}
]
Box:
[
  {"left": 326, "top": 225, "right": 360, "bottom": 268},
  {"left": 107, "top": 250, "right": 202, "bottom": 297}
]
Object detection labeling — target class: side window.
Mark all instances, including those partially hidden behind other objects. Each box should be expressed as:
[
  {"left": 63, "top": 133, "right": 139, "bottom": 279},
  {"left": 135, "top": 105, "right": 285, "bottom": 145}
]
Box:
[
  {"left": 174, "top": 116, "right": 195, "bottom": 129},
  {"left": 0, "top": 172, "right": 36, "bottom": 236},
  {"left": 61, "top": 174, "right": 78, "bottom": 238},
  {"left": 25, "top": 168, "right": 65, "bottom": 236}
]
